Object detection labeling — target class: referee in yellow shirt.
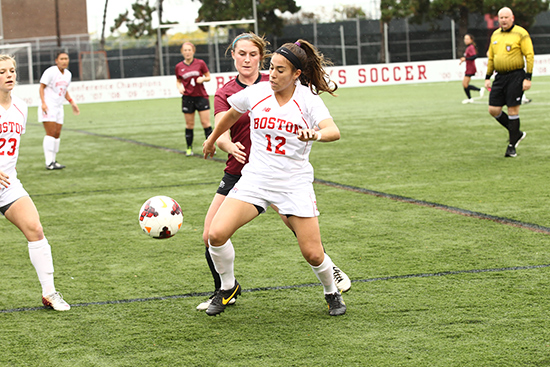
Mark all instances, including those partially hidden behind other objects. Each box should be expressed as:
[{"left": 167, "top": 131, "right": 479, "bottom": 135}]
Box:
[{"left": 485, "top": 7, "right": 534, "bottom": 158}]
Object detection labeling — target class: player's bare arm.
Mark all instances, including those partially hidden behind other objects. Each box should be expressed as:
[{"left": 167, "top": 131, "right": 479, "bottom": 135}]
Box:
[
  {"left": 39, "top": 83, "right": 48, "bottom": 113},
  {"left": 176, "top": 79, "right": 185, "bottom": 94},
  {"left": 297, "top": 118, "right": 340, "bottom": 142},
  {"left": 197, "top": 72, "right": 211, "bottom": 84},
  {"left": 65, "top": 92, "right": 80, "bottom": 115},
  {"left": 214, "top": 112, "right": 247, "bottom": 164},
  {"left": 203, "top": 107, "right": 243, "bottom": 158},
  {"left": 0, "top": 169, "right": 10, "bottom": 188}
]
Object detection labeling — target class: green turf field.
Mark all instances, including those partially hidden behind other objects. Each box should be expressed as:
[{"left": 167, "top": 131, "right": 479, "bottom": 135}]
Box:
[{"left": 2, "top": 77, "right": 550, "bottom": 366}]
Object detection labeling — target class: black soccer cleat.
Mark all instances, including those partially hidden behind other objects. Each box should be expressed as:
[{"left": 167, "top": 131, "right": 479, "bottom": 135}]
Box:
[
  {"left": 205, "top": 280, "right": 241, "bottom": 316},
  {"left": 505, "top": 144, "right": 517, "bottom": 158},
  {"left": 325, "top": 292, "right": 346, "bottom": 316},
  {"left": 46, "top": 161, "right": 66, "bottom": 170}
]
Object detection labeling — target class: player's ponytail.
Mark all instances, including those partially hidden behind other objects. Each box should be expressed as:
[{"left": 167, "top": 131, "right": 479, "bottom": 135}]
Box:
[{"left": 275, "top": 40, "right": 337, "bottom": 96}]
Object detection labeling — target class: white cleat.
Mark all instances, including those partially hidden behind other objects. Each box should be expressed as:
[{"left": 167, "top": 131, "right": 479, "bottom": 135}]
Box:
[
  {"left": 462, "top": 98, "right": 474, "bottom": 104},
  {"left": 42, "top": 292, "right": 71, "bottom": 311},
  {"left": 479, "top": 87, "right": 485, "bottom": 98},
  {"left": 333, "top": 266, "right": 351, "bottom": 293}
]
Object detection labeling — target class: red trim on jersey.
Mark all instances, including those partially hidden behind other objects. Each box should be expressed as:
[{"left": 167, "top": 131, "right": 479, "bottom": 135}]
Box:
[
  {"left": 13, "top": 103, "right": 25, "bottom": 119},
  {"left": 251, "top": 95, "right": 272, "bottom": 111}
]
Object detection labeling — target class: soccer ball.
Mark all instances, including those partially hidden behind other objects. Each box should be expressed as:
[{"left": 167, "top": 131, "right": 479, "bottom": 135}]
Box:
[{"left": 138, "top": 196, "right": 183, "bottom": 239}]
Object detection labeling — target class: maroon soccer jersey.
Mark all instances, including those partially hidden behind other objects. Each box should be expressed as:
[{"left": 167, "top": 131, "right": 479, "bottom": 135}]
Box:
[
  {"left": 464, "top": 44, "right": 477, "bottom": 75},
  {"left": 175, "top": 58, "right": 209, "bottom": 98},
  {"left": 214, "top": 73, "right": 269, "bottom": 175}
]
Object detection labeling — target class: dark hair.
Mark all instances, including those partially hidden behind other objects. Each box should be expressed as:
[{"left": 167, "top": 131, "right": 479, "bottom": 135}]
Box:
[
  {"left": 225, "top": 32, "right": 270, "bottom": 69},
  {"left": 275, "top": 39, "right": 337, "bottom": 96},
  {"left": 55, "top": 51, "right": 68, "bottom": 59},
  {"left": 465, "top": 33, "right": 477, "bottom": 51}
]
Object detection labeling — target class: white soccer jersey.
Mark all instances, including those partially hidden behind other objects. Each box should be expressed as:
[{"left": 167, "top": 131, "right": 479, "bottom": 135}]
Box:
[
  {"left": 228, "top": 82, "right": 332, "bottom": 192},
  {"left": 0, "top": 95, "right": 28, "bottom": 178},
  {"left": 40, "top": 65, "right": 72, "bottom": 106}
]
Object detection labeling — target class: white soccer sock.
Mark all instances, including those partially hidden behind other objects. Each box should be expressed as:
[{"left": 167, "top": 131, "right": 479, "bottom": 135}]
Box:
[
  {"left": 208, "top": 239, "right": 235, "bottom": 290},
  {"left": 311, "top": 253, "right": 338, "bottom": 294},
  {"left": 53, "top": 138, "right": 61, "bottom": 154},
  {"left": 43, "top": 136, "right": 56, "bottom": 165},
  {"left": 28, "top": 238, "right": 56, "bottom": 296}
]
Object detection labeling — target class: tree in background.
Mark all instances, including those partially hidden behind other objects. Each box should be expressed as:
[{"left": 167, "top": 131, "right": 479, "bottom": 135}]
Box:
[
  {"left": 193, "top": 0, "right": 300, "bottom": 36},
  {"left": 484, "top": 0, "right": 548, "bottom": 29},
  {"left": 111, "top": 0, "right": 176, "bottom": 75},
  {"left": 380, "top": 0, "right": 413, "bottom": 62},
  {"left": 407, "top": 0, "right": 548, "bottom": 57}
]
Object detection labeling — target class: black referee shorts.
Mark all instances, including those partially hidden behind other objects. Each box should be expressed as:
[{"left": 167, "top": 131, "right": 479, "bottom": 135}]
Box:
[
  {"left": 182, "top": 96, "right": 210, "bottom": 114},
  {"left": 489, "top": 69, "right": 525, "bottom": 107}
]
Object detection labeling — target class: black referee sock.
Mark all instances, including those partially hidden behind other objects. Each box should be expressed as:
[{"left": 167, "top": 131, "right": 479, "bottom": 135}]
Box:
[
  {"left": 495, "top": 112, "right": 510, "bottom": 130},
  {"left": 205, "top": 247, "right": 222, "bottom": 291},
  {"left": 185, "top": 128, "right": 194, "bottom": 149},
  {"left": 508, "top": 115, "right": 521, "bottom": 143},
  {"left": 204, "top": 126, "right": 213, "bottom": 139}
]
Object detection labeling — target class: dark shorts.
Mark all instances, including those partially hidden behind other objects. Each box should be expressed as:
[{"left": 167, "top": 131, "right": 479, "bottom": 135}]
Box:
[
  {"left": 216, "top": 172, "right": 241, "bottom": 196},
  {"left": 182, "top": 96, "right": 210, "bottom": 114},
  {"left": 465, "top": 73, "right": 476, "bottom": 77},
  {"left": 489, "top": 69, "right": 525, "bottom": 107},
  {"left": 0, "top": 200, "right": 15, "bottom": 215}
]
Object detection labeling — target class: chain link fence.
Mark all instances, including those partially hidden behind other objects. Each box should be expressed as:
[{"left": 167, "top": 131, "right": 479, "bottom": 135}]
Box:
[{"left": 4, "top": 11, "right": 550, "bottom": 84}]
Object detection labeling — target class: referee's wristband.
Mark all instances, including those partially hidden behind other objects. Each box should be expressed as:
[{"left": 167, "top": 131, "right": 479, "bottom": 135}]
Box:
[
  {"left": 485, "top": 75, "right": 491, "bottom": 80},
  {"left": 525, "top": 73, "right": 532, "bottom": 81}
]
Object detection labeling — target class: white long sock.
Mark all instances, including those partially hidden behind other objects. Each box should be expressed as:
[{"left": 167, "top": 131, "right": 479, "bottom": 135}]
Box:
[
  {"left": 54, "top": 137, "right": 61, "bottom": 157},
  {"left": 311, "top": 253, "right": 338, "bottom": 294},
  {"left": 208, "top": 239, "right": 235, "bottom": 290},
  {"left": 43, "top": 136, "right": 56, "bottom": 165},
  {"left": 28, "top": 238, "right": 56, "bottom": 296}
]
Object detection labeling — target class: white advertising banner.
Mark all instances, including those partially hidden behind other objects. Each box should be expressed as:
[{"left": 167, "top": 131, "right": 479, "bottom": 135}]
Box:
[{"left": 15, "top": 54, "right": 550, "bottom": 107}]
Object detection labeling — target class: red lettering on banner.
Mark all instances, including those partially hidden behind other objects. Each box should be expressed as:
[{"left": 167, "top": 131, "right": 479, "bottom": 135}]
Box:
[
  {"left": 216, "top": 76, "right": 225, "bottom": 90},
  {"left": 405, "top": 66, "right": 414, "bottom": 80},
  {"left": 370, "top": 68, "right": 378, "bottom": 83},
  {"left": 418, "top": 65, "right": 427, "bottom": 80},
  {"left": 358, "top": 68, "right": 367, "bottom": 83},
  {"left": 381, "top": 67, "right": 389, "bottom": 82},
  {"left": 338, "top": 70, "right": 347, "bottom": 85},
  {"left": 393, "top": 67, "right": 401, "bottom": 81}
]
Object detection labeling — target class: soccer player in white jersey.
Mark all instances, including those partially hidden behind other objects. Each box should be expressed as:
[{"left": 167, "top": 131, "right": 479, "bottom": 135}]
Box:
[
  {"left": 39, "top": 51, "right": 79, "bottom": 170},
  {"left": 203, "top": 39, "right": 346, "bottom": 316},
  {"left": 196, "top": 33, "right": 351, "bottom": 312},
  {"left": 0, "top": 54, "right": 70, "bottom": 311}
]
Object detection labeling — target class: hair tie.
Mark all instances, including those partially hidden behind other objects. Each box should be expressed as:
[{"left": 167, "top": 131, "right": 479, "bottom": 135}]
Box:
[
  {"left": 275, "top": 46, "right": 302, "bottom": 70},
  {"left": 295, "top": 41, "right": 301, "bottom": 47},
  {"left": 232, "top": 35, "right": 250, "bottom": 49}
]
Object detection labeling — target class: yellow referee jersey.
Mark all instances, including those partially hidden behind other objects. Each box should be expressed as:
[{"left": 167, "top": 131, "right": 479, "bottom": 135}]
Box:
[{"left": 486, "top": 24, "right": 534, "bottom": 78}]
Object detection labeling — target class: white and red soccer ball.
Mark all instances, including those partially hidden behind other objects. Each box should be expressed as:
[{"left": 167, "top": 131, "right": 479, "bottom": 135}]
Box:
[{"left": 138, "top": 196, "right": 183, "bottom": 239}]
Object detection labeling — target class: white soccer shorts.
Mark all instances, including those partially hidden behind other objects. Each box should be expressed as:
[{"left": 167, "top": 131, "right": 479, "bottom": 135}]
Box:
[
  {"left": 228, "top": 182, "right": 320, "bottom": 218},
  {"left": 38, "top": 104, "right": 64, "bottom": 124},
  {"left": 0, "top": 176, "right": 29, "bottom": 209}
]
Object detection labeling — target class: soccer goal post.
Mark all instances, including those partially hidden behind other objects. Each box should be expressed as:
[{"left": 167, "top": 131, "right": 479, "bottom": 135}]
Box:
[{"left": 0, "top": 43, "right": 34, "bottom": 84}]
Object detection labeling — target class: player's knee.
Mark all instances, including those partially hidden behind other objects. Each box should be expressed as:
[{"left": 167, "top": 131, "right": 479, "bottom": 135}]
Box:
[
  {"left": 208, "top": 228, "right": 229, "bottom": 247},
  {"left": 302, "top": 248, "right": 324, "bottom": 267},
  {"left": 24, "top": 222, "right": 44, "bottom": 242}
]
